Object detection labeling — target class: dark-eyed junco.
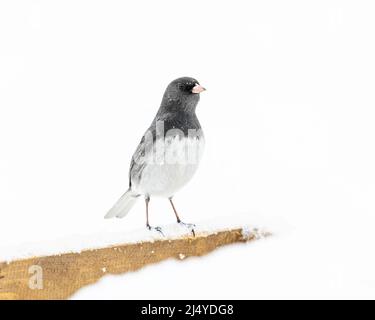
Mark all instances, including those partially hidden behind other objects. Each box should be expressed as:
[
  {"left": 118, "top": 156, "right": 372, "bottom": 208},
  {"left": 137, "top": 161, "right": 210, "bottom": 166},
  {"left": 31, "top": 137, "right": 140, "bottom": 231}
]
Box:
[{"left": 105, "top": 77, "right": 206, "bottom": 236}]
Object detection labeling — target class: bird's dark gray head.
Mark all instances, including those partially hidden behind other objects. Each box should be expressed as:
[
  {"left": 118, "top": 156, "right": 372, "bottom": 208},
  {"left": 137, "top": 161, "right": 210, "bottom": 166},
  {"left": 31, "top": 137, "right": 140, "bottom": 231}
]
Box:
[{"left": 159, "top": 77, "right": 206, "bottom": 115}]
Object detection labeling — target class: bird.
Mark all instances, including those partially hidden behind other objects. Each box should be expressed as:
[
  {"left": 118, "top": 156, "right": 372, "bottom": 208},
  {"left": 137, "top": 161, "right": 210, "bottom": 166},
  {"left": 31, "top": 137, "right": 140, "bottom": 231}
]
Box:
[{"left": 105, "top": 77, "right": 206, "bottom": 236}]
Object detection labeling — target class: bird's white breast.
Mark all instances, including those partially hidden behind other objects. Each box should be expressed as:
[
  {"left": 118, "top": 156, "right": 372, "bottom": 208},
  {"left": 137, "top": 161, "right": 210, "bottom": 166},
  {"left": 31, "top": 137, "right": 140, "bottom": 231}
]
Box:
[{"left": 134, "top": 135, "right": 205, "bottom": 197}]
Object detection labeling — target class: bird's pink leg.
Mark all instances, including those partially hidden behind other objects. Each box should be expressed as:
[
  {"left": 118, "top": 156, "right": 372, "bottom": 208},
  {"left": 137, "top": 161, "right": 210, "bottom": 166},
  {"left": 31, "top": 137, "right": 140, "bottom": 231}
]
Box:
[
  {"left": 169, "top": 198, "right": 196, "bottom": 237},
  {"left": 145, "top": 197, "right": 164, "bottom": 236}
]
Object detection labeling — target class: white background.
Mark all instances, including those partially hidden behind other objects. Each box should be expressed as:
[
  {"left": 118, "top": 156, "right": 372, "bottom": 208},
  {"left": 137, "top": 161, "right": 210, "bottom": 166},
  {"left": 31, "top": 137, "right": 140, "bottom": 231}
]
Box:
[{"left": 1, "top": 0, "right": 375, "bottom": 299}]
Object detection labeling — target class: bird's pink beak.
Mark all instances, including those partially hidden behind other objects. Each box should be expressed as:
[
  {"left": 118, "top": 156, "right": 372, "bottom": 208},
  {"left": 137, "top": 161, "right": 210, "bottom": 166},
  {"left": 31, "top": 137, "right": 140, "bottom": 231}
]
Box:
[{"left": 192, "top": 84, "right": 206, "bottom": 94}]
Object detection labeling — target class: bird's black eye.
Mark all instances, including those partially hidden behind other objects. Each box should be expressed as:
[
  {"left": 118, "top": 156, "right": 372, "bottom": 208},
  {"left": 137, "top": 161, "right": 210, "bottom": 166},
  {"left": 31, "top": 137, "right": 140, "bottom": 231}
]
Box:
[{"left": 178, "top": 82, "right": 195, "bottom": 93}]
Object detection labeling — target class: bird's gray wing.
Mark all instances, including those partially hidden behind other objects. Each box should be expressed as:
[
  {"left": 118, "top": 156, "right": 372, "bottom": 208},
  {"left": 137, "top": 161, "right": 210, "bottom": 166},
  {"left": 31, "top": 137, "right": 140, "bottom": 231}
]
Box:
[{"left": 128, "top": 129, "right": 155, "bottom": 189}]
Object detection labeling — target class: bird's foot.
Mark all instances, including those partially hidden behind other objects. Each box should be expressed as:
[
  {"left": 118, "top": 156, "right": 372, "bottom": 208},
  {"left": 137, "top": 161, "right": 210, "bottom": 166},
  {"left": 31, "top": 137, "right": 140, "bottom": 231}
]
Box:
[
  {"left": 178, "top": 221, "right": 196, "bottom": 237},
  {"left": 147, "top": 225, "right": 165, "bottom": 237}
]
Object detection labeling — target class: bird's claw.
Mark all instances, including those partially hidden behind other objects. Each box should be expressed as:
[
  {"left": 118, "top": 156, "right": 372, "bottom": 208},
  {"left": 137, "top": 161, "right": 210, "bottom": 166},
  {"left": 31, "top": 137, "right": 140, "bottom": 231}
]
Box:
[
  {"left": 178, "top": 221, "right": 196, "bottom": 237},
  {"left": 147, "top": 225, "right": 165, "bottom": 237}
]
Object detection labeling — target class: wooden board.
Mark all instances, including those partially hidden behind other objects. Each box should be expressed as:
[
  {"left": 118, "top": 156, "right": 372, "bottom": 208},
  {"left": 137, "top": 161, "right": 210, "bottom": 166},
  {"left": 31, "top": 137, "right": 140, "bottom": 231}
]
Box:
[{"left": 0, "top": 227, "right": 269, "bottom": 300}]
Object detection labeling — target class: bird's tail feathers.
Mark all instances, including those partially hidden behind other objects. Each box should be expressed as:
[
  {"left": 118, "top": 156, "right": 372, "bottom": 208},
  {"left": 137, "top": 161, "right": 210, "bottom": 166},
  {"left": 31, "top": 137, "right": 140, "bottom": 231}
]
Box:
[{"left": 105, "top": 189, "right": 139, "bottom": 219}]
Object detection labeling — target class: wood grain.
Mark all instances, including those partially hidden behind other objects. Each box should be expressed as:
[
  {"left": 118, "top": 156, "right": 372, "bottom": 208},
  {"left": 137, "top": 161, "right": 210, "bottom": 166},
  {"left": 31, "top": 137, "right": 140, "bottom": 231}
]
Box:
[{"left": 0, "top": 227, "right": 268, "bottom": 300}]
